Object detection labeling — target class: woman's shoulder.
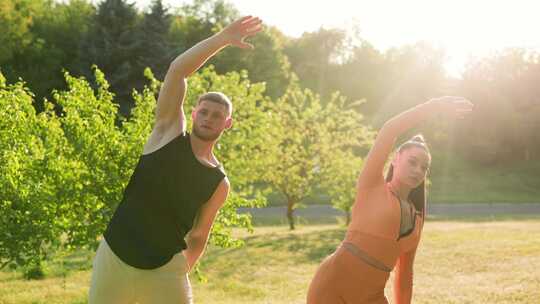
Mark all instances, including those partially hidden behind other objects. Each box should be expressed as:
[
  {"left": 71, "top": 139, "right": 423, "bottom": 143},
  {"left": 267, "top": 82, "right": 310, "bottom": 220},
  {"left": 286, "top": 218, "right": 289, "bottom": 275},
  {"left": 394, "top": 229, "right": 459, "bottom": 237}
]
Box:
[
  {"left": 354, "top": 182, "right": 393, "bottom": 212},
  {"left": 357, "top": 179, "right": 388, "bottom": 197}
]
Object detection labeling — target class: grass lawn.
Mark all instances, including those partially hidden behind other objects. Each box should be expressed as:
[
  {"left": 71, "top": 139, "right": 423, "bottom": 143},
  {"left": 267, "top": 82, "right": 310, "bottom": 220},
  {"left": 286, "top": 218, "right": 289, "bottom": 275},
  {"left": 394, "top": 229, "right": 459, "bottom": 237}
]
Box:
[
  {"left": 428, "top": 156, "right": 540, "bottom": 203},
  {"left": 264, "top": 158, "right": 540, "bottom": 206},
  {"left": 1, "top": 218, "right": 539, "bottom": 303}
]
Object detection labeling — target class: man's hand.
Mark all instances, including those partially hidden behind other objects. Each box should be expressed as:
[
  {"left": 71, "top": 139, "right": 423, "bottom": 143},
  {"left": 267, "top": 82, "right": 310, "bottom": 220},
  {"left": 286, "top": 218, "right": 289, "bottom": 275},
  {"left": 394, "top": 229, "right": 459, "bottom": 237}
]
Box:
[
  {"left": 146, "top": 16, "right": 263, "bottom": 153},
  {"left": 219, "top": 16, "right": 263, "bottom": 50}
]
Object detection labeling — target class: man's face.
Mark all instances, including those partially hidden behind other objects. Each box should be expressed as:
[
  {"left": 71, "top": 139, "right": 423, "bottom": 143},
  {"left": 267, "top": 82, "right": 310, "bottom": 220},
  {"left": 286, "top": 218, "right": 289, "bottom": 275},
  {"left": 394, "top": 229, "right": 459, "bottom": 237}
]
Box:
[{"left": 191, "top": 100, "right": 232, "bottom": 141}]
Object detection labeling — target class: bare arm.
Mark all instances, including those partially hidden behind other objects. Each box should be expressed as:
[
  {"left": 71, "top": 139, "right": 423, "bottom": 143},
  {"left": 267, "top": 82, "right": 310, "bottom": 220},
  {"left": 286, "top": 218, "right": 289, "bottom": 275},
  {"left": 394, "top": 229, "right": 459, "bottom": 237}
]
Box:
[
  {"left": 395, "top": 196, "right": 429, "bottom": 303},
  {"left": 356, "top": 97, "right": 473, "bottom": 190},
  {"left": 183, "top": 178, "right": 230, "bottom": 271},
  {"left": 393, "top": 247, "right": 418, "bottom": 304},
  {"left": 145, "top": 16, "right": 263, "bottom": 150}
]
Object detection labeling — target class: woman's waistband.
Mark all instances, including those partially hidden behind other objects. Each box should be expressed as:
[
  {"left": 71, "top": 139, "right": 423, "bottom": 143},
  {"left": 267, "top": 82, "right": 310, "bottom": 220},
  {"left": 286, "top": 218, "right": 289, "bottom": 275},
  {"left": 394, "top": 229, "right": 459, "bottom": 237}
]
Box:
[
  {"left": 343, "top": 229, "right": 400, "bottom": 270},
  {"left": 340, "top": 242, "right": 392, "bottom": 272}
]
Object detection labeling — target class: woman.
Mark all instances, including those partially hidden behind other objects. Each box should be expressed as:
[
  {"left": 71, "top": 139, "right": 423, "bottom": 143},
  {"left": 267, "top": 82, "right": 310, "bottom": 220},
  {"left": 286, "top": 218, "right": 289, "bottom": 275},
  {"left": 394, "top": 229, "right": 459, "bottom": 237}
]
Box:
[{"left": 307, "top": 96, "right": 473, "bottom": 304}]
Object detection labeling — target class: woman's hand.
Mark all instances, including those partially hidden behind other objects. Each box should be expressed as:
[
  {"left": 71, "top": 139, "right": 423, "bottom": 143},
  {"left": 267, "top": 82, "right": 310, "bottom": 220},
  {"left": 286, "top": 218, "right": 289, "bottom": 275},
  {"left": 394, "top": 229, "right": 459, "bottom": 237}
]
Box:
[{"left": 427, "top": 96, "right": 474, "bottom": 119}]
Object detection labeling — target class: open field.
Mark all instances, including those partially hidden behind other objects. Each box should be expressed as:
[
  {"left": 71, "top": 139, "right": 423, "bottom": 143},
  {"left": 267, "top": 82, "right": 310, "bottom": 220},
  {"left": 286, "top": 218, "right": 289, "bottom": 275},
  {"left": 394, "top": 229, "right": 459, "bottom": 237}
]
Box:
[{"left": 1, "top": 217, "right": 539, "bottom": 303}]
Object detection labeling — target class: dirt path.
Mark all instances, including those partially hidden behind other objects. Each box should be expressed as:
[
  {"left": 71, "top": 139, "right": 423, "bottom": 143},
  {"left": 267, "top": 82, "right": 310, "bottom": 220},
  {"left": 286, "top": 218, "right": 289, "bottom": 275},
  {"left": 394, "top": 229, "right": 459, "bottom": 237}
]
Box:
[{"left": 239, "top": 203, "right": 540, "bottom": 218}]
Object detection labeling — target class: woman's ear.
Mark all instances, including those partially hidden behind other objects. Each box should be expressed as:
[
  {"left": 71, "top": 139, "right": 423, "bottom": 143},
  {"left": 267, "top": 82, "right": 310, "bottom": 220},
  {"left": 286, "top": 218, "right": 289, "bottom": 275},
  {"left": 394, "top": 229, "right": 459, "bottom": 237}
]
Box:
[{"left": 391, "top": 152, "right": 399, "bottom": 167}]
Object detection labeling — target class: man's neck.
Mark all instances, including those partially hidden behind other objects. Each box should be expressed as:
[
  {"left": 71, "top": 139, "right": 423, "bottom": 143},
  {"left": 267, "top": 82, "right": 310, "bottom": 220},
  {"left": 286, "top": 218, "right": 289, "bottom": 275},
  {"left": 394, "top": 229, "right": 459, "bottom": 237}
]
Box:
[{"left": 190, "top": 133, "right": 216, "bottom": 161}]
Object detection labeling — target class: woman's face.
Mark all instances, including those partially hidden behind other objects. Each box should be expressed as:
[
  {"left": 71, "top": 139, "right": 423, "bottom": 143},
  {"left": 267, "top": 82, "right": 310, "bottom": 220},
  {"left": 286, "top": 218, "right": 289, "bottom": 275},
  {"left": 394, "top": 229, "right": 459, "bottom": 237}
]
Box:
[{"left": 392, "top": 146, "right": 431, "bottom": 188}]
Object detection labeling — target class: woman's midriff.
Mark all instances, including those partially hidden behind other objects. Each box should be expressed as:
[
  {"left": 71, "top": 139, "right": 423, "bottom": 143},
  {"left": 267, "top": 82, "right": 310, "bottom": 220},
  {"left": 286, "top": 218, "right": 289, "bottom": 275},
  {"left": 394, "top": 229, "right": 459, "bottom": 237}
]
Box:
[
  {"left": 344, "top": 229, "right": 400, "bottom": 271},
  {"left": 307, "top": 245, "right": 390, "bottom": 304}
]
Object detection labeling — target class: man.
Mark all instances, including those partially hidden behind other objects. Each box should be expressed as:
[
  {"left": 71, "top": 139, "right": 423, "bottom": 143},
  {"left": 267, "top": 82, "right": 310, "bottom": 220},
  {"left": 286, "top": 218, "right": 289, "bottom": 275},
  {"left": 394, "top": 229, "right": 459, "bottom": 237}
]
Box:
[{"left": 89, "top": 16, "right": 262, "bottom": 304}]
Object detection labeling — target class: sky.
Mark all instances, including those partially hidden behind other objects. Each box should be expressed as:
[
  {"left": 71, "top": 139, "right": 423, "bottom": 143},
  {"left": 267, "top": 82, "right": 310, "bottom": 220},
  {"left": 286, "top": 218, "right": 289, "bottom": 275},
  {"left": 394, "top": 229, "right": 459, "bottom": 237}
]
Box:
[{"left": 135, "top": 0, "right": 540, "bottom": 76}]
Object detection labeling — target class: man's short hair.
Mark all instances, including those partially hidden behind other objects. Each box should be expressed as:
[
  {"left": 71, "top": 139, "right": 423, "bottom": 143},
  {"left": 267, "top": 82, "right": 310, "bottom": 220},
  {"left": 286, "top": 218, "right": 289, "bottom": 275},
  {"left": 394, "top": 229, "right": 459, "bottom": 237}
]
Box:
[{"left": 197, "top": 92, "right": 233, "bottom": 116}]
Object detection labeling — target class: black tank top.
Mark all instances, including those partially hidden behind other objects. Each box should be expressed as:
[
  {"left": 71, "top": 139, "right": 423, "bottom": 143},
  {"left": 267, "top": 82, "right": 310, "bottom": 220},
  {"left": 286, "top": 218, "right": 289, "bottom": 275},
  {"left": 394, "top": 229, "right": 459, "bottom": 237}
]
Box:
[{"left": 104, "top": 132, "right": 226, "bottom": 269}]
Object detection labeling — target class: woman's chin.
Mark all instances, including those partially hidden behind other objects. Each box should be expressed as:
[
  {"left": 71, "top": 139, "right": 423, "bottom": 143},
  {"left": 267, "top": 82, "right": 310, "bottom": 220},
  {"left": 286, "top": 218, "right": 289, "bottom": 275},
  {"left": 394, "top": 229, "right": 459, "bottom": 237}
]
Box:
[
  {"left": 406, "top": 177, "right": 422, "bottom": 188},
  {"left": 412, "top": 179, "right": 424, "bottom": 188}
]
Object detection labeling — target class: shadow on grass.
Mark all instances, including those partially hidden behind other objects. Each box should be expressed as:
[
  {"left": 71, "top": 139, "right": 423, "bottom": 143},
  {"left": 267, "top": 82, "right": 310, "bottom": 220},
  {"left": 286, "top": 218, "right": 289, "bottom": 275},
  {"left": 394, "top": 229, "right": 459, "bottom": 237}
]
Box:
[
  {"left": 251, "top": 216, "right": 342, "bottom": 227},
  {"left": 200, "top": 226, "right": 346, "bottom": 280},
  {"left": 49, "top": 249, "right": 93, "bottom": 273},
  {"left": 1, "top": 248, "right": 94, "bottom": 283},
  {"left": 262, "top": 229, "right": 344, "bottom": 260},
  {"left": 427, "top": 214, "right": 540, "bottom": 222}
]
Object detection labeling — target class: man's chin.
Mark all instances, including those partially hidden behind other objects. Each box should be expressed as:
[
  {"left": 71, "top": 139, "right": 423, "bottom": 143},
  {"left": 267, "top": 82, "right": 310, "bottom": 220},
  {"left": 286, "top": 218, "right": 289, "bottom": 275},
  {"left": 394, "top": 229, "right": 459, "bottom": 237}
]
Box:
[{"left": 192, "top": 129, "right": 221, "bottom": 142}]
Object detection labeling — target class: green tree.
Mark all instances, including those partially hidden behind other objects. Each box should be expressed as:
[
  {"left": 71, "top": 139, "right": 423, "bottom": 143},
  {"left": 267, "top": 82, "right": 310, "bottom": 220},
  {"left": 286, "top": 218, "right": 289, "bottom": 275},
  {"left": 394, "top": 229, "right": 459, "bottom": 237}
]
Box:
[
  {"left": 78, "top": 0, "right": 141, "bottom": 113},
  {"left": 168, "top": 0, "right": 238, "bottom": 53},
  {"left": 170, "top": 0, "right": 291, "bottom": 99},
  {"left": 366, "top": 43, "right": 447, "bottom": 126},
  {"left": 458, "top": 48, "right": 540, "bottom": 163},
  {"left": 263, "top": 84, "right": 371, "bottom": 229},
  {"left": 135, "top": 0, "right": 172, "bottom": 81},
  {"left": 331, "top": 41, "right": 387, "bottom": 120},
  {"left": 320, "top": 150, "right": 365, "bottom": 225},
  {"left": 0, "top": 0, "right": 41, "bottom": 64},
  {"left": 51, "top": 67, "right": 139, "bottom": 248},
  {"left": 0, "top": 72, "right": 77, "bottom": 277},
  {"left": 11, "top": 0, "right": 95, "bottom": 107},
  {"left": 284, "top": 28, "right": 347, "bottom": 99},
  {"left": 212, "top": 26, "right": 291, "bottom": 99},
  {"left": 0, "top": 65, "right": 274, "bottom": 276}
]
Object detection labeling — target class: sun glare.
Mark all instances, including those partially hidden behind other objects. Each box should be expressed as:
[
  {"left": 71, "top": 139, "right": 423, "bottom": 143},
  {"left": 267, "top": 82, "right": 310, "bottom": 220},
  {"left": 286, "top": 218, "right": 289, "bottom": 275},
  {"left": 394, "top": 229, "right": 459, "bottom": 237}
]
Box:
[{"left": 151, "top": 0, "right": 540, "bottom": 77}]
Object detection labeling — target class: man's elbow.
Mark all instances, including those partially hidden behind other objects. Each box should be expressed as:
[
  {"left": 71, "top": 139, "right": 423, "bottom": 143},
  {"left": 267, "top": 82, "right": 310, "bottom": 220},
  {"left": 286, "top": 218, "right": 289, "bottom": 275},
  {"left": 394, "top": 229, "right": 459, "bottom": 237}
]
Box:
[
  {"left": 167, "top": 60, "right": 188, "bottom": 78},
  {"left": 187, "top": 231, "right": 207, "bottom": 248}
]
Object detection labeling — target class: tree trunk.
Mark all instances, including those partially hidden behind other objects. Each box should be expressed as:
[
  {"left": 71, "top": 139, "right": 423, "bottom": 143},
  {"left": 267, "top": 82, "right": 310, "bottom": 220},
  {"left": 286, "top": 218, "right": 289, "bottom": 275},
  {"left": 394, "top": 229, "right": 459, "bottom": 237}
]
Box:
[{"left": 287, "top": 199, "right": 296, "bottom": 230}]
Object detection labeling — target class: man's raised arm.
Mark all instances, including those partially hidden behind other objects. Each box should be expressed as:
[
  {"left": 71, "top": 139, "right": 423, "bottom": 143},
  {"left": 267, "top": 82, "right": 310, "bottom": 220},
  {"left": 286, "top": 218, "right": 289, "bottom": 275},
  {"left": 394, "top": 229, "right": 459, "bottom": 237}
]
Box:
[{"left": 151, "top": 16, "right": 262, "bottom": 140}]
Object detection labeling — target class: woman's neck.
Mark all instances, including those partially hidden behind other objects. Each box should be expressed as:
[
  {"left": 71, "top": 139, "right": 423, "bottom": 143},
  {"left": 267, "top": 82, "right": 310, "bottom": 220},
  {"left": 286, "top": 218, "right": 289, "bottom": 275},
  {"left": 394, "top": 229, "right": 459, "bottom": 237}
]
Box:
[{"left": 388, "top": 179, "right": 411, "bottom": 202}]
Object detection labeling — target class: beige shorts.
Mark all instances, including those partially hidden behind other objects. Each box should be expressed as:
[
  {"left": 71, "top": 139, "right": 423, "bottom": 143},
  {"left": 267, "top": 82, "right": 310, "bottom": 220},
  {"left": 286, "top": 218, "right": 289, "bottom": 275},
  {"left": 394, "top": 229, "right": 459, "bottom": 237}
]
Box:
[{"left": 88, "top": 239, "right": 193, "bottom": 304}]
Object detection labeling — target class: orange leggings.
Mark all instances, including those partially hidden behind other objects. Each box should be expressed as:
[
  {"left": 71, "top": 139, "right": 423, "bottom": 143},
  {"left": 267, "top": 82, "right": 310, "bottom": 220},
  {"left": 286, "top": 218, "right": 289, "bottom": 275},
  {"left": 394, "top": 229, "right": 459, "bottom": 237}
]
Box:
[{"left": 307, "top": 243, "right": 390, "bottom": 304}]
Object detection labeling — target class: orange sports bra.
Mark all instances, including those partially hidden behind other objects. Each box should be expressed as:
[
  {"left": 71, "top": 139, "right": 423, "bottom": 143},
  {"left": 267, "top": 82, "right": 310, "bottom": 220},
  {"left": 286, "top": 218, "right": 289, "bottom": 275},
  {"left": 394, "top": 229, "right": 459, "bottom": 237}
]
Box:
[{"left": 344, "top": 183, "right": 424, "bottom": 270}]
